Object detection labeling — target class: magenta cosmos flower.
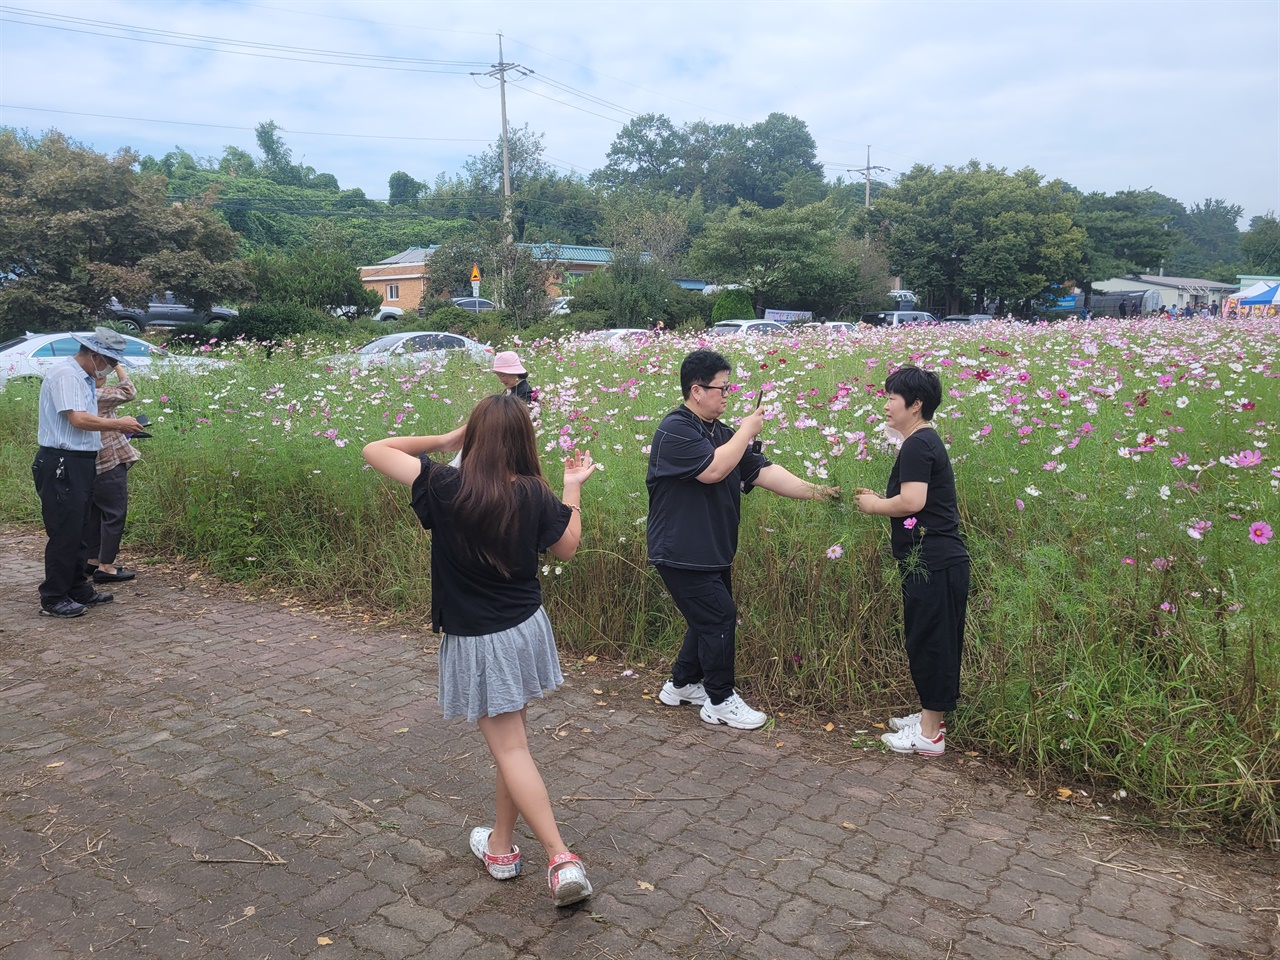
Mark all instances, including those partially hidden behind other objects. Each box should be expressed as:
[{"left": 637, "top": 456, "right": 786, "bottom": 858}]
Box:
[
  {"left": 1227, "top": 449, "right": 1264, "bottom": 468},
  {"left": 1249, "top": 522, "right": 1273, "bottom": 545}
]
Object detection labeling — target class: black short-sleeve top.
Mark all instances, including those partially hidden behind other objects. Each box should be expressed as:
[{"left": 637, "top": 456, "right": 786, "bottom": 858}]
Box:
[
  {"left": 645, "top": 405, "right": 770, "bottom": 570},
  {"left": 886, "top": 427, "right": 968, "bottom": 570},
  {"left": 410, "top": 457, "right": 571, "bottom": 636}
]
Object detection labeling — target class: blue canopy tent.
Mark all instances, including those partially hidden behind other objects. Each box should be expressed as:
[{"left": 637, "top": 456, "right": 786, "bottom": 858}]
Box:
[{"left": 1240, "top": 284, "right": 1280, "bottom": 306}]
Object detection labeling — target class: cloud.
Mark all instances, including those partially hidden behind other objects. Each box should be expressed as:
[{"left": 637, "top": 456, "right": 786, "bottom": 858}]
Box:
[{"left": 2, "top": 0, "right": 1275, "bottom": 220}]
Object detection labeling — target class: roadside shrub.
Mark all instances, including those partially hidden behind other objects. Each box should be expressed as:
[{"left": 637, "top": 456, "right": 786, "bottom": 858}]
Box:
[
  {"left": 667, "top": 287, "right": 714, "bottom": 325},
  {"left": 218, "top": 303, "right": 326, "bottom": 343},
  {"left": 712, "top": 288, "right": 755, "bottom": 322}
]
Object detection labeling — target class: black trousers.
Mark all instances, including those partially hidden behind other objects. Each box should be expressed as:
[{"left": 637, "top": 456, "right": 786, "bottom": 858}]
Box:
[
  {"left": 901, "top": 561, "right": 970, "bottom": 713},
  {"left": 656, "top": 565, "right": 737, "bottom": 705},
  {"left": 87, "top": 462, "right": 130, "bottom": 566},
  {"left": 31, "top": 448, "right": 97, "bottom": 607}
]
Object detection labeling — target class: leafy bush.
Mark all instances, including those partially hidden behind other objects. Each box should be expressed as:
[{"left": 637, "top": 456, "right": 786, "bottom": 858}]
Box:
[
  {"left": 712, "top": 288, "right": 755, "bottom": 322},
  {"left": 218, "top": 303, "right": 328, "bottom": 343}
]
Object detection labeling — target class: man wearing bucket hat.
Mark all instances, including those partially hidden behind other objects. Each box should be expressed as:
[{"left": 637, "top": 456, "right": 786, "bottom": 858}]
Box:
[{"left": 31, "top": 327, "right": 145, "bottom": 619}]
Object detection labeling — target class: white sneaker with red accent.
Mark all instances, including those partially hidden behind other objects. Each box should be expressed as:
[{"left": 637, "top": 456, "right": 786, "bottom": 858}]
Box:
[
  {"left": 881, "top": 725, "right": 945, "bottom": 757},
  {"left": 887, "top": 712, "right": 947, "bottom": 734}
]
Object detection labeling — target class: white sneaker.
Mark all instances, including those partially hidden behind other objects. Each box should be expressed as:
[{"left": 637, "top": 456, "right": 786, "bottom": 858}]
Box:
[
  {"left": 887, "top": 712, "right": 947, "bottom": 733},
  {"left": 699, "top": 693, "right": 767, "bottom": 730},
  {"left": 881, "top": 725, "right": 945, "bottom": 757},
  {"left": 659, "top": 680, "right": 708, "bottom": 707}
]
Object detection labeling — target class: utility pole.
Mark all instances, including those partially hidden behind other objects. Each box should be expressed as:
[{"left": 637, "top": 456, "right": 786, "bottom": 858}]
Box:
[
  {"left": 848, "top": 146, "right": 889, "bottom": 208},
  {"left": 472, "top": 34, "right": 531, "bottom": 306}
]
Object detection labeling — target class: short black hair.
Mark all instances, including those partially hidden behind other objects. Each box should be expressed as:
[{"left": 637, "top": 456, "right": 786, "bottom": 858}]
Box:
[
  {"left": 680, "top": 349, "right": 731, "bottom": 399},
  {"left": 884, "top": 365, "right": 942, "bottom": 420}
]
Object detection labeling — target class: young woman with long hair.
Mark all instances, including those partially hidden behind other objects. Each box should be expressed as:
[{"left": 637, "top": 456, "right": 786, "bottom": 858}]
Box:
[{"left": 362, "top": 393, "right": 599, "bottom": 907}]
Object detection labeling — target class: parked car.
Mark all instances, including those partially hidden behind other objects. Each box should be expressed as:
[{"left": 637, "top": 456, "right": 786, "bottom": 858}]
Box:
[
  {"left": 549, "top": 296, "right": 574, "bottom": 316},
  {"left": 708, "top": 319, "right": 787, "bottom": 337},
  {"left": 105, "top": 293, "right": 239, "bottom": 331},
  {"left": 0, "top": 331, "right": 219, "bottom": 388},
  {"left": 450, "top": 297, "right": 497, "bottom": 313},
  {"left": 331, "top": 305, "right": 405, "bottom": 323},
  {"left": 859, "top": 311, "right": 939, "bottom": 327},
  {"left": 941, "top": 314, "right": 994, "bottom": 324},
  {"left": 583, "top": 328, "right": 651, "bottom": 342},
  {"left": 334, "top": 331, "right": 494, "bottom": 370}
]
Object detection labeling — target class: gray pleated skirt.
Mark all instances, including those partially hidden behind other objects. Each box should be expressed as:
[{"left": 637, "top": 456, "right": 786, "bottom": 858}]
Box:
[{"left": 438, "top": 607, "right": 565, "bottom": 722}]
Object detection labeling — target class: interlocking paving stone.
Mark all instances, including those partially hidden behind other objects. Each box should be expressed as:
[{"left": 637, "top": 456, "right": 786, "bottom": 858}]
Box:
[{"left": 1, "top": 530, "right": 1277, "bottom": 959}]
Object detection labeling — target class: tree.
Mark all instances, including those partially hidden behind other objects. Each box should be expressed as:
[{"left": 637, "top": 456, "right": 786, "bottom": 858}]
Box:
[
  {"left": 246, "top": 222, "right": 381, "bottom": 314},
  {"left": 1240, "top": 213, "right": 1280, "bottom": 275},
  {"left": 595, "top": 113, "right": 685, "bottom": 194},
  {"left": 0, "top": 129, "right": 249, "bottom": 338},
  {"left": 424, "top": 224, "right": 559, "bottom": 327},
  {"left": 873, "top": 162, "right": 1084, "bottom": 315},
  {"left": 686, "top": 200, "right": 878, "bottom": 318},
  {"left": 463, "top": 123, "right": 550, "bottom": 195},
  {"left": 1074, "top": 189, "right": 1174, "bottom": 311},
  {"left": 388, "top": 171, "right": 422, "bottom": 207},
  {"left": 1162, "top": 197, "right": 1243, "bottom": 278},
  {"left": 593, "top": 112, "right": 824, "bottom": 211}
]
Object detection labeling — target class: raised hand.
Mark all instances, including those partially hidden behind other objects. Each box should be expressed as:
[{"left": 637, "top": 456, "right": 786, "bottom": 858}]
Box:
[{"left": 563, "top": 449, "right": 600, "bottom": 488}]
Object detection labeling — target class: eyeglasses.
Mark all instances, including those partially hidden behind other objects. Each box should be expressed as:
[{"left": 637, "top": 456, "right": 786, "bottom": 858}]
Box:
[{"left": 698, "top": 382, "right": 732, "bottom": 396}]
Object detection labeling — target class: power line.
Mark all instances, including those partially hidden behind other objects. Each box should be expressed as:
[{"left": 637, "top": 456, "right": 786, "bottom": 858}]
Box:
[
  {"left": 0, "top": 5, "right": 487, "bottom": 73},
  {"left": 0, "top": 104, "right": 492, "bottom": 144}
]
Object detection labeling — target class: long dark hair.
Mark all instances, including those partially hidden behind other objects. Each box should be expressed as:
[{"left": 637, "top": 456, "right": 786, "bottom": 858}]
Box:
[{"left": 452, "top": 393, "right": 550, "bottom": 576}]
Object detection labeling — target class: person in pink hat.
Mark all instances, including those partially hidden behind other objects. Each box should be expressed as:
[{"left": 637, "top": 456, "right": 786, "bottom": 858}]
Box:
[{"left": 492, "top": 351, "right": 536, "bottom": 405}]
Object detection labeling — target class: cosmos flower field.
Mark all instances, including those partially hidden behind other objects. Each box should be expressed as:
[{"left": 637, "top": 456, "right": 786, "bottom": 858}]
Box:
[{"left": 1, "top": 315, "right": 1275, "bottom": 843}]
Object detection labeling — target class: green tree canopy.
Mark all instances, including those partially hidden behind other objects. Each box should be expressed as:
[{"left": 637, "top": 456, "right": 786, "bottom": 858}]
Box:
[
  {"left": 1240, "top": 213, "right": 1280, "bottom": 275},
  {"left": 0, "top": 128, "right": 249, "bottom": 337},
  {"left": 686, "top": 200, "right": 880, "bottom": 318},
  {"left": 874, "top": 161, "right": 1084, "bottom": 314},
  {"left": 593, "top": 112, "right": 824, "bottom": 211}
]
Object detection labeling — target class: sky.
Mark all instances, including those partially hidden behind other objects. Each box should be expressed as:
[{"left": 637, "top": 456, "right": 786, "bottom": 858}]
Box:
[{"left": 2, "top": 0, "right": 1278, "bottom": 226}]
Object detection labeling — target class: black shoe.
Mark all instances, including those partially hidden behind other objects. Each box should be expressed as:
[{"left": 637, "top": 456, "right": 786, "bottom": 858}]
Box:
[
  {"left": 40, "top": 598, "right": 87, "bottom": 618},
  {"left": 82, "top": 591, "right": 114, "bottom": 606},
  {"left": 84, "top": 564, "right": 98, "bottom": 578},
  {"left": 93, "top": 568, "right": 136, "bottom": 583}
]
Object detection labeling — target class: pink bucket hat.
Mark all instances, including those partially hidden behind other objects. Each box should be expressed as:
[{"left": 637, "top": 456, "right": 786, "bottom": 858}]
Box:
[{"left": 492, "top": 351, "right": 526, "bottom": 375}]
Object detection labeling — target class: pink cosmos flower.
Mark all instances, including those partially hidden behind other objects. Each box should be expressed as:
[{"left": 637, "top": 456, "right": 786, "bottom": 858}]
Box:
[
  {"left": 903, "top": 517, "right": 918, "bottom": 530},
  {"left": 1170, "top": 452, "right": 1189, "bottom": 467},
  {"left": 1150, "top": 557, "right": 1172, "bottom": 571},
  {"left": 1249, "top": 522, "right": 1273, "bottom": 545},
  {"left": 1227, "top": 449, "right": 1263, "bottom": 468},
  {"left": 1187, "top": 520, "right": 1212, "bottom": 540},
  {"left": 1016, "top": 499, "right": 1025, "bottom": 511},
  {"left": 826, "top": 544, "right": 844, "bottom": 560},
  {"left": 1122, "top": 557, "right": 1135, "bottom": 565},
  {"left": 1042, "top": 461, "right": 1058, "bottom": 471}
]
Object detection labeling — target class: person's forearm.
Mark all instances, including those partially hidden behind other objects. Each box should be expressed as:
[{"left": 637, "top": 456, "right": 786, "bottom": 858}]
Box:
[
  {"left": 66, "top": 411, "right": 133, "bottom": 432},
  {"left": 755, "top": 464, "right": 829, "bottom": 500},
  {"left": 367, "top": 432, "right": 458, "bottom": 456},
  {"left": 700, "top": 429, "right": 753, "bottom": 483}
]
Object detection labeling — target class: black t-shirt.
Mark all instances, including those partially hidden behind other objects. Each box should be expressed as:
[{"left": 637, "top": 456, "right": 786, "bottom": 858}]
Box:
[
  {"left": 646, "top": 405, "right": 770, "bottom": 570},
  {"left": 410, "top": 457, "right": 571, "bottom": 636},
  {"left": 886, "top": 427, "right": 968, "bottom": 570},
  {"left": 511, "top": 379, "right": 535, "bottom": 404}
]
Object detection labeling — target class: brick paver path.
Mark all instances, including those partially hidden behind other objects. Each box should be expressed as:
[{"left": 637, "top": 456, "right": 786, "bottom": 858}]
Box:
[{"left": 2, "top": 530, "right": 1276, "bottom": 959}]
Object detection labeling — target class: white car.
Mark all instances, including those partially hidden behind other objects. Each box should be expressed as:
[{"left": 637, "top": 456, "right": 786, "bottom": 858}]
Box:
[
  {"left": 583, "top": 328, "right": 651, "bottom": 342},
  {"left": 335, "top": 331, "right": 494, "bottom": 370},
  {"left": 0, "top": 331, "right": 217, "bottom": 388},
  {"left": 330, "top": 305, "right": 405, "bottom": 323},
  {"left": 708, "top": 319, "right": 787, "bottom": 337},
  {"left": 549, "top": 296, "right": 574, "bottom": 316}
]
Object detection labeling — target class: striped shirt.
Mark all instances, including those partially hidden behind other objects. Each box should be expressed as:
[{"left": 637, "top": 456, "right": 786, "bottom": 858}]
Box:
[
  {"left": 96, "top": 382, "right": 142, "bottom": 474},
  {"left": 37, "top": 359, "right": 100, "bottom": 451}
]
